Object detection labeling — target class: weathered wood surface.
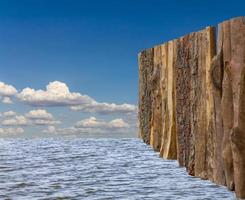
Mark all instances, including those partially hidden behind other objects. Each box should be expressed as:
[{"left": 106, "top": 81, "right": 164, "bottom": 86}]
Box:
[
  {"left": 159, "top": 42, "right": 177, "bottom": 159},
  {"left": 138, "top": 16, "right": 245, "bottom": 199},
  {"left": 174, "top": 27, "right": 216, "bottom": 179},
  {"left": 138, "top": 48, "right": 153, "bottom": 145},
  {"left": 218, "top": 17, "right": 245, "bottom": 198}
]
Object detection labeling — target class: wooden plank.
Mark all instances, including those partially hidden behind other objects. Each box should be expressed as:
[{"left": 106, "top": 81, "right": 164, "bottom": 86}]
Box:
[
  {"left": 229, "top": 17, "right": 245, "bottom": 199},
  {"left": 150, "top": 45, "right": 163, "bottom": 151},
  {"left": 160, "top": 41, "right": 177, "bottom": 159},
  {"left": 138, "top": 49, "right": 154, "bottom": 144}
]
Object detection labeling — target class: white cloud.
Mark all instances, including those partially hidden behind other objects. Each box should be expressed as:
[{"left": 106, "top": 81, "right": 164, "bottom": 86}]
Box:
[
  {"left": 70, "top": 102, "right": 137, "bottom": 114},
  {"left": 0, "top": 80, "right": 138, "bottom": 137},
  {"left": 0, "top": 82, "right": 17, "bottom": 96},
  {"left": 42, "top": 116, "right": 132, "bottom": 136},
  {"left": 43, "top": 126, "right": 56, "bottom": 133},
  {"left": 25, "top": 109, "right": 60, "bottom": 125},
  {"left": 2, "top": 111, "right": 16, "bottom": 117},
  {"left": 109, "top": 118, "right": 130, "bottom": 128},
  {"left": 17, "top": 81, "right": 137, "bottom": 115},
  {"left": 1, "top": 115, "right": 28, "bottom": 126},
  {"left": 17, "top": 81, "right": 93, "bottom": 106},
  {"left": 0, "top": 127, "right": 24, "bottom": 135},
  {"left": 32, "top": 119, "right": 60, "bottom": 125},
  {"left": 1, "top": 97, "right": 13, "bottom": 104},
  {"left": 25, "top": 109, "right": 54, "bottom": 120},
  {"left": 75, "top": 116, "right": 107, "bottom": 128},
  {"left": 1, "top": 109, "right": 60, "bottom": 127},
  {"left": 0, "top": 82, "right": 17, "bottom": 104},
  {"left": 75, "top": 116, "right": 129, "bottom": 129}
]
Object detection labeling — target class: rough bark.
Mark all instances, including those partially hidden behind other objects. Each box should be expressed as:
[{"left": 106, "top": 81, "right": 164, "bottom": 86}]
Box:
[
  {"left": 138, "top": 48, "right": 154, "bottom": 144},
  {"left": 174, "top": 28, "right": 216, "bottom": 178},
  {"left": 150, "top": 45, "right": 163, "bottom": 151}
]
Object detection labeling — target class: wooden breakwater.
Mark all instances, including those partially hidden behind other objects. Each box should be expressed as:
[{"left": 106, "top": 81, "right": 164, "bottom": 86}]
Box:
[{"left": 138, "top": 16, "right": 245, "bottom": 199}]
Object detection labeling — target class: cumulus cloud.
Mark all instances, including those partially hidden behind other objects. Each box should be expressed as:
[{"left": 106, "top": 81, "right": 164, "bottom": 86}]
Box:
[
  {"left": 31, "top": 119, "right": 60, "bottom": 125},
  {"left": 73, "top": 116, "right": 130, "bottom": 134},
  {"left": 1, "top": 109, "right": 60, "bottom": 127},
  {"left": 0, "top": 127, "right": 24, "bottom": 135},
  {"left": 26, "top": 109, "right": 54, "bottom": 120},
  {"left": 75, "top": 117, "right": 129, "bottom": 129},
  {"left": 17, "top": 81, "right": 93, "bottom": 106},
  {"left": 70, "top": 102, "right": 137, "bottom": 114},
  {"left": 0, "top": 82, "right": 17, "bottom": 96},
  {"left": 0, "top": 82, "right": 17, "bottom": 104},
  {"left": 17, "top": 81, "right": 137, "bottom": 115},
  {"left": 1, "top": 115, "right": 28, "bottom": 126},
  {"left": 25, "top": 109, "right": 60, "bottom": 126},
  {"left": 42, "top": 126, "right": 76, "bottom": 135},
  {"left": 43, "top": 126, "right": 56, "bottom": 133},
  {"left": 2, "top": 111, "right": 16, "bottom": 117},
  {"left": 1, "top": 97, "right": 13, "bottom": 104},
  {"left": 42, "top": 116, "right": 132, "bottom": 135},
  {"left": 75, "top": 116, "right": 106, "bottom": 128},
  {"left": 110, "top": 119, "right": 130, "bottom": 128},
  {"left": 0, "top": 80, "right": 138, "bottom": 137}
]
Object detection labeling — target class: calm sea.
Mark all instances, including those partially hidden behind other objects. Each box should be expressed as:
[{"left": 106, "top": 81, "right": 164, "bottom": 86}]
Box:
[{"left": 0, "top": 138, "right": 235, "bottom": 200}]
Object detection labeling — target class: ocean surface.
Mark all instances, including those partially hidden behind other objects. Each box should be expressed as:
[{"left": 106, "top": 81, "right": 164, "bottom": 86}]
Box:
[{"left": 0, "top": 138, "right": 235, "bottom": 200}]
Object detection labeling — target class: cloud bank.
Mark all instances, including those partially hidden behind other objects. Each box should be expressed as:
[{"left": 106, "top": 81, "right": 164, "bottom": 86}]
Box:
[
  {"left": 75, "top": 116, "right": 129, "bottom": 129},
  {"left": 43, "top": 116, "right": 131, "bottom": 135},
  {"left": 17, "top": 81, "right": 137, "bottom": 115},
  {"left": 0, "top": 127, "right": 24, "bottom": 136},
  {"left": 1, "top": 115, "right": 28, "bottom": 126},
  {"left": 0, "top": 109, "right": 60, "bottom": 126},
  {"left": 17, "top": 81, "right": 93, "bottom": 106},
  {"left": 0, "top": 81, "right": 137, "bottom": 137}
]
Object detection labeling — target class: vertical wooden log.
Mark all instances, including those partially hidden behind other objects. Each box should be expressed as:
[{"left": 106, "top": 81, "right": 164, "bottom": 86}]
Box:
[
  {"left": 192, "top": 31, "right": 206, "bottom": 179},
  {"left": 214, "top": 17, "right": 245, "bottom": 196},
  {"left": 232, "top": 67, "right": 245, "bottom": 199},
  {"left": 210, "top": 24, "right": 226, "bottom": 185},
  {"left": 159, "top": 43, "right": 169, "bottom": 157},
  {"left": 219, "top": 20, "right": 235, "bottom": 191},
  {"left": 150, "top": 45, "right": 163, "bottom": 151},
  {"left": 188, "top": 33, "right": 198, "bottom": 176},
  {"left": 175, "top": 35, "right": 192, "bottom": 168},
  {"left": 138, "top": 49, "right": 154, "bottom": 144},
  {"left": 229, "top": 17, "right": 245, "bottom": 199},
  {"left": 160, "top": 41, "right": 177, "bottom": 159},
  {"left": 194, "top": 27, "right": 216, "bottom": 180},
  {"left": 174, "top": 28, "right": 215, "bottom": 178},
  {"left": 205, "top": 27, "right": 216, "bottom": 181},
  {"left": 188, "top": 32, "right": 198, "bottom": 176}
]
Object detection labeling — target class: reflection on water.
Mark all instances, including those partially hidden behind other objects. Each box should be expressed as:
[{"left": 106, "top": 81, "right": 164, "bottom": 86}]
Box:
[{"left": 0, "top": 138, "right": 235, "bottom": 200}]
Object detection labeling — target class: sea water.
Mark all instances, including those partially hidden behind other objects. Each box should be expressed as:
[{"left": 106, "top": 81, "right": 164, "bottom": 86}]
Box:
[{"left": 0, "top": 138, "right": 235, "bottom": 200}]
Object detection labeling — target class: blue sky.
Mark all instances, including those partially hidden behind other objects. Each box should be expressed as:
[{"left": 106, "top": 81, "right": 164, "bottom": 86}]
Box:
[{"left": 0, "top": 0, "right": 245, "bottom": 137}]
